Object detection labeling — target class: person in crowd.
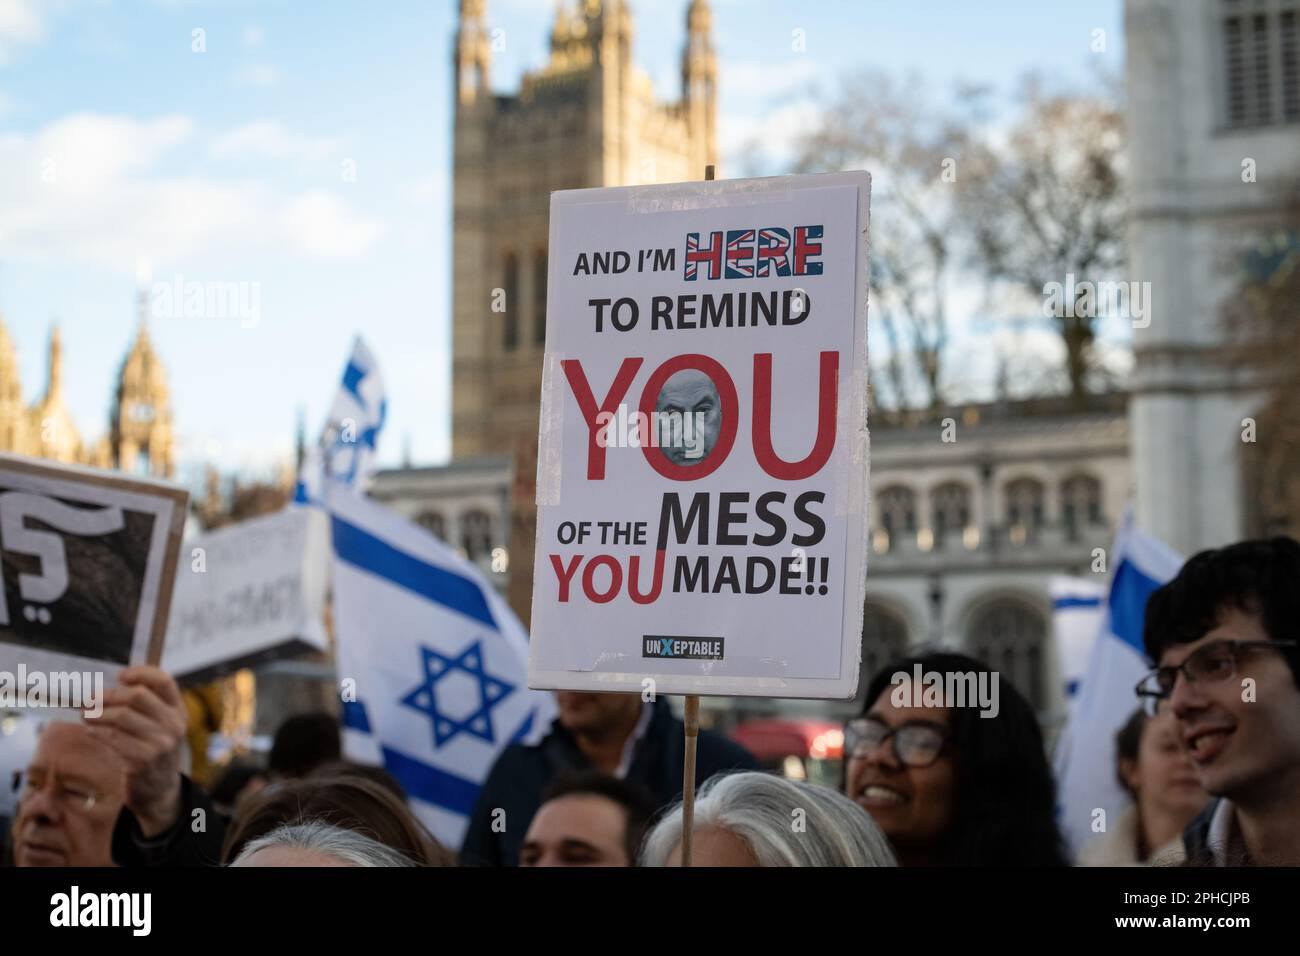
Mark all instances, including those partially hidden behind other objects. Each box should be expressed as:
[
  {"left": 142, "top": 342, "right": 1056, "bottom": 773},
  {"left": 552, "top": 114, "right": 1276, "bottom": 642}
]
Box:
[
  {"left": 208, "top": 759, "right": 269, "bottom": 820},
  {"left": 844, "top": 651, "right": 1069, "bottom": 866},
  {"left": 229, "top": 821, "right": 417, "bottom": 867},
  {"left": 9, "top": 721, "right": 127, "bottom": 866},
  {"left": 519, "top": 772, "right": 658, "bottom": 867},
  {"left": 462, "top": 691, "right": 757, "bottom": 866},
  {"left": 222, "top": 774, "right": 456, "bottom": 866},
  {"left": 1077, "top": 707, "right": 1207, "bottom": 865},
  {"left": 1138, "top": 536, "right": 1300, "bottom": 866},
  {"left": 8, "top": 666, "right": 227, "bottom": 867},
  {"left": 641, "top": 770, "right": 896, "bottom": 867},
  {"left": 268, "top": 712, "right": 341, "bottom": 779}
]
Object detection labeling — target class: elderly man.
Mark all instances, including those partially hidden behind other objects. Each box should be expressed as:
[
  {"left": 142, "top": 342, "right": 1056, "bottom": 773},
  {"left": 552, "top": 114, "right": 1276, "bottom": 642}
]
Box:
[
  {"left": 9, "top": 665, "right": 227, "bottom": 867},
  {"left": 10, "top": 721, "right": 127, "bottom": 866}
]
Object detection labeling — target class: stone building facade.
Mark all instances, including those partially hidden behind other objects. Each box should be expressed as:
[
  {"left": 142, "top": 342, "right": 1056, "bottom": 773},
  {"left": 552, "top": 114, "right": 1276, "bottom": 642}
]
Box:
[
  {"left": 451, "top": 0, "right": 718, "bottom": 620},
  {"left": 1126, "top": 0, "right": 1300, "bottom": 555}
]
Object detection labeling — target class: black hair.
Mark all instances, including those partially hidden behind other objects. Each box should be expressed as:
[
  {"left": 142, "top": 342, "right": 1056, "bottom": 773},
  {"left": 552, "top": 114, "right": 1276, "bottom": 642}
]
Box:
[
  {"left": 538, "top": 771, "right": 659, "bottom": 864},
  {"left": 1142, "top": 536, "right": 1300, "bottom": 688},
  {"left": 860, "top": 651, "right": 1068, "bottom": 866},
  {"left": 269, "top": 712, "right": 341, "bottom": 779},
  {"left": 1114, "top": 708, "right": 1147, "bottom": 799}
]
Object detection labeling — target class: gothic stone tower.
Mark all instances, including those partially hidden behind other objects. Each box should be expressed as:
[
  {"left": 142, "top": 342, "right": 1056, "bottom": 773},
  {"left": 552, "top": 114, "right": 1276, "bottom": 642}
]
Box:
[
  {"left": 111, "top": 294, "right": 176, "bottom": 478},
  {"left": 452, "top": 0, "right": 717, "bottom": 620}
]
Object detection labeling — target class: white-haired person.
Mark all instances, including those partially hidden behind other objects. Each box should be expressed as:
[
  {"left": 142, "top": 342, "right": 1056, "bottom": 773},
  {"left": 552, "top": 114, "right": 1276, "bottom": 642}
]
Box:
[
  {"left": 229, "top": 820, "right": 418, "bottom": 867},
  {"left": 641, "top": 771, "right": 897, "bottom": 867}
]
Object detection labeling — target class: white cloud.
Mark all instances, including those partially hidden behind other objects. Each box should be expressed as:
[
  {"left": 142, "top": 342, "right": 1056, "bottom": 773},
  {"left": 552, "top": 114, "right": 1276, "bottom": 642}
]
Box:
[
  {"left": 721, "top": 98, "right": 818, "bottom": 172},
  {"left": 0, "top": 113, "right": 383, "bottom": 271},
  {"left": 280, "top": 193, "right": 383, "bottom": 258},
  {"left": 233, "top": 64, "right": 279, "bottom": 88},
  {"left": 724, "top": 58, "right": 819, "bottom": 100},
  {"left": 0, "top": 0, "right": 44, "bottom": 65},
  {"left": 211, "top": 120, "right": 336, "bottom": 161}
]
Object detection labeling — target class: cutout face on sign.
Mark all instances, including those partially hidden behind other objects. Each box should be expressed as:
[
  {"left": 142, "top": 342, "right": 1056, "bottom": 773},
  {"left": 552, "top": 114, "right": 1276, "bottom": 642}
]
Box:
[{"left": 654, "top": 369, "right": 721, "bottom": 467}]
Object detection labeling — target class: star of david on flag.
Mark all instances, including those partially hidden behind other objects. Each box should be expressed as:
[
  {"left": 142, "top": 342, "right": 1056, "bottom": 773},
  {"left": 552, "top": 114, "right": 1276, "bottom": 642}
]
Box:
[
  {"left": 401, "top": 641, "right": 515, "bottom": 748},
  {"left": 328, "top": 486, "right": 555, "bottom": 851}
]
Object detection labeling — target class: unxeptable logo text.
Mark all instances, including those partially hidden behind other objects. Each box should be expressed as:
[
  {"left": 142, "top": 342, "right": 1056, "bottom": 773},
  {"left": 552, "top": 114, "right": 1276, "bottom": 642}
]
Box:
[
  {"left": 643, "top": 635, "right": 725, "bottom": 660},
  {"left": 50, "top": 886, "right": 151, "bottom": 936}
]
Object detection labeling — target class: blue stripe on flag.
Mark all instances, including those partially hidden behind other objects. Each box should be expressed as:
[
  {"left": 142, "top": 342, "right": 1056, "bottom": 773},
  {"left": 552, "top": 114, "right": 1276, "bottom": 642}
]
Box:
[
  {"left": 341, "top": 699, "right": 371, "bottom": 733},
  {"left": 381, "top": 746, "right": 481, "bottom": 817},
  {"left": 1053, "top": 596, "right": 1102, "bottom": 611},
  {"left": 331, "top": 515, "right": 498, "bottom": 630},
  {"left": 342, "top": 360, "right": 366, "bottom": 402},
  {"left": 1107, "top": 558, "right": 1162, "bottom": 655}
]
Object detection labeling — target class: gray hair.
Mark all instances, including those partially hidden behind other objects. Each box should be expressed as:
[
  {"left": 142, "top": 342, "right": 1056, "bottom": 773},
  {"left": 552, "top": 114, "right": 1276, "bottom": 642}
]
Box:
[
  {"left": 230, "top": 821, "right": 418, "bottom": 868},
  {"left": 640, "top": 771, "right": 896, "bottom": 867}
]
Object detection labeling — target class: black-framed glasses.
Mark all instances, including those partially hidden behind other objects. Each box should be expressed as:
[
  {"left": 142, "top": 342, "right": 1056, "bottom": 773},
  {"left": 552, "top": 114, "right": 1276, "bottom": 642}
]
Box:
[
  {"left": 11, "top": 769, "right": 99, "bottom": 813},
  {"left": 844, "top": 717, "right": 948, "bottom": 768},
  {"left": 1135, "top": 639, "right": 1298, "bottom": 715}
]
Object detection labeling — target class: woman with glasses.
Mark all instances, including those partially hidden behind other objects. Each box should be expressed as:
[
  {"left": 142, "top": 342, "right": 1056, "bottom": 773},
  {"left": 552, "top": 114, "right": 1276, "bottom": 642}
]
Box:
[{"left": 843, "top": 651, "right": 1068, "bottom": 866}]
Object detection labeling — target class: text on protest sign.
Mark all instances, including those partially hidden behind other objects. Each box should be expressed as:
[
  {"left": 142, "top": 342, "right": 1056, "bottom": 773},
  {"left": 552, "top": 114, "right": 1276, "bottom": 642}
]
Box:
[{"left": 529, "top": 172, "right": 871, "bottom": 699}]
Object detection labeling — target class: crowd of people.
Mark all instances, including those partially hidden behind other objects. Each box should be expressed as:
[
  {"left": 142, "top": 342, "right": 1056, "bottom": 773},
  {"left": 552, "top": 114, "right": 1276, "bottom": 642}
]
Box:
[{"left": 4, "top": 535, "right": 1298, "bottom": 867}]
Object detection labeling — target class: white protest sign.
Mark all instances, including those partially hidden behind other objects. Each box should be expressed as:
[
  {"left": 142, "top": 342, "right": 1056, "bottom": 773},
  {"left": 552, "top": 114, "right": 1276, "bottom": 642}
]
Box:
[
  {"left": 528, "top": 171, "right": 871, "bottom": 699},
  {"left": 163, "top": 507, "right": 329, "bottom": 683},
  {"left": 0, "top": 453, "right": 188, "bottom": 678}
]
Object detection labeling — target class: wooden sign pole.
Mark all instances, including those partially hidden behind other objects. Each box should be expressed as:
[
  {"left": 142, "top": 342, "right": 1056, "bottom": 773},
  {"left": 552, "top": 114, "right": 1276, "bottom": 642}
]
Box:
[{"left": 679, "top": 163, "right": 716, "bottom": 868}]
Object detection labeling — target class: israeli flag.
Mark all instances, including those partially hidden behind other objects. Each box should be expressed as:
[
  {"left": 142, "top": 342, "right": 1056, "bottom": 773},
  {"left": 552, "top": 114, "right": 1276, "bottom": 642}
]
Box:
[
  {"left": 328, "top": 487, "right": 555, "bottom": 850},
  {"left": 1049, "top": 575, "right": 1106, "bottom": 724},
  {"left": 1053, "top": 512, "right": 1183, "bottom": 855},
  {"left": 295, "top": 337, "right": 387, "bottom": 504}
]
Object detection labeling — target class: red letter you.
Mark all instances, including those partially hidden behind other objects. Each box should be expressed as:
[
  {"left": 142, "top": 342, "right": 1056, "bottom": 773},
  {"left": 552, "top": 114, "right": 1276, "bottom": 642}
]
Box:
[
  {"left": 562, "top": 358, "right": 643, "bottom": 480},
  {"left": 752, "top": 350, "right": 838, "bottom": 480}
]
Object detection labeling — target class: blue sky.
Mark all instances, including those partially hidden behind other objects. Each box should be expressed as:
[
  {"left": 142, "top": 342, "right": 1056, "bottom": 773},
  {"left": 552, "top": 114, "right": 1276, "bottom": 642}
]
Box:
[{"left": 0, "top": 0, "right": 1123, "bottom": 491}]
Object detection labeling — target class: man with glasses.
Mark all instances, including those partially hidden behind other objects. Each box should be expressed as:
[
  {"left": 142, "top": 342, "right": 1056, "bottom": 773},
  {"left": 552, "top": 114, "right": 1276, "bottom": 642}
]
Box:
[
  {"left": 7, "top": 665, "right": 227, "bottom": 867},
  {"left": 1138, "top": 536, "right": 1300, "bottom": 866},
  {"left": 9, "top": 721, "right": 127, "bottom": 866}
]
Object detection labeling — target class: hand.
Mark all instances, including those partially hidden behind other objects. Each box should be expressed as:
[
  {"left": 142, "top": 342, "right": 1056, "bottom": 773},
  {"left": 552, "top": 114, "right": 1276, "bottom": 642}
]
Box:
[{"left": 84, "top": 665, "right": 187, "bottom": 838}]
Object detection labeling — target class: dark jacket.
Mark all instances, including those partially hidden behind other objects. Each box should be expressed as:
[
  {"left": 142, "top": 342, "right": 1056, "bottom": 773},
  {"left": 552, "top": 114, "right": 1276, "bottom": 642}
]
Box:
[
  {"left": 1181, "top": 797, "right": 1251, "bottom": 867},
  {"left": 111, "top": 774, "right": 229, "bottom": 867},
  {"left": 460, "top": 698, "right": 757, "bottom": 866}
]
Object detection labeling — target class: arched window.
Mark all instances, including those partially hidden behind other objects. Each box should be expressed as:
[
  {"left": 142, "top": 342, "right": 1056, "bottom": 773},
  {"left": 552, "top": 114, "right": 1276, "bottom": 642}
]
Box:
[
  {"left": 1061, "top": 474, "right": 1103, "bottom": 542},
  {"left": 855, "top": 603, "right": 910, "bottom": 705},
  {"left": 416, "top": 511, "right": 446, "bottom": 541},
  {"left": 966, "top": 598, "right": 1047, "bottom": 713},
  {"left": 533, "top": 249, "right": 548, "bottom": 346},
  {"left": 1005, "top": 478, "right": 1045, "bottom": 544},
  {"left": 931, "top": 482, "right": 972, "bottom": 550},
  {"left": 503, "top": 253, "right": 519, "bottom": 351},
  {"left": 876, "top": 486, "right": 917, "bottom": 551},
  {"left": 461, "top": 510, "right": 494, "bottom": 563}
]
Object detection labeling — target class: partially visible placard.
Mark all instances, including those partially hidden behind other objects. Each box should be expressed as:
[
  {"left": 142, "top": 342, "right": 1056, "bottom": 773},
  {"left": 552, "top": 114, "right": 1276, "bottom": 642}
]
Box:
[
  {"left": 0, "top": 453, "right": 189, "bottom": 677},
  {"left": 163, "top": 507, "right": 329, "bottom": 684}
]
